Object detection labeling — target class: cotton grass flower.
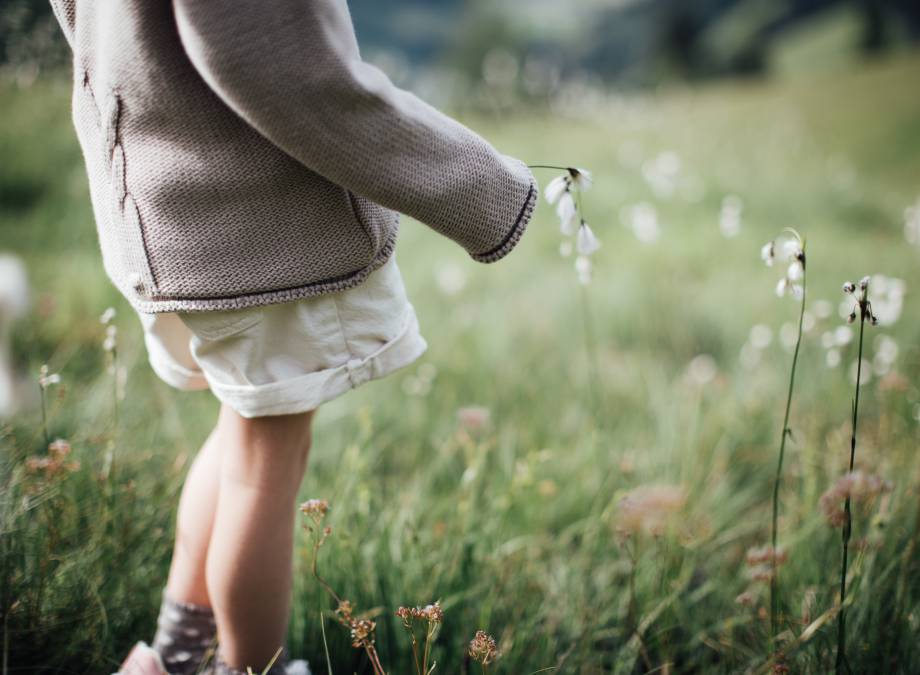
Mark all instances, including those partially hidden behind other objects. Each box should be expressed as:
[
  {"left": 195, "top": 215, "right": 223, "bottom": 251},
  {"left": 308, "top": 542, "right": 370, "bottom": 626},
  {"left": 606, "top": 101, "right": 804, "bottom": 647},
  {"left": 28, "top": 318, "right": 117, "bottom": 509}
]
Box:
[
  {"left": 622, "top": 202, "right": 660, "bottom": 244},
  {"left": 904, "top": 199, "right": 920, "bottom": 244},
  {"left": 576, "top": 222, "right": 601, "bottom": 255}
]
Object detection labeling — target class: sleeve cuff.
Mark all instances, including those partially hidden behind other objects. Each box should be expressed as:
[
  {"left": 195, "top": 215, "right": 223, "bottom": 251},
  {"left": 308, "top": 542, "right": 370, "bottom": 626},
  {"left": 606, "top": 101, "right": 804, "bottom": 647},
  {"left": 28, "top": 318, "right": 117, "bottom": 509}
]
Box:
[{"left": 470, "top": 163, "right": 538, "bottom": 264}]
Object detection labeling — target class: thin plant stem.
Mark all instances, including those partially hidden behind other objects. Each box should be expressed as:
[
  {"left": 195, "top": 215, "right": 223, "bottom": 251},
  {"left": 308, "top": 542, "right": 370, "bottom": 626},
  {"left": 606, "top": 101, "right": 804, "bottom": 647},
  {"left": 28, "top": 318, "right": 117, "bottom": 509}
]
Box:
[
  {"left": 423, "top": 622, "right": 435, "bottom": 675},
  {"left": 770, "top": 267, "right": 807, "bottom": 639},
  {"left": 39, "top": 384, "right": 49, "bottom": 448},
  {"left": 836, "top": 309, "right": 866, "bottom": 675},
  {"left": 319, "top": 612, "right": 333, "bottom": 675}
]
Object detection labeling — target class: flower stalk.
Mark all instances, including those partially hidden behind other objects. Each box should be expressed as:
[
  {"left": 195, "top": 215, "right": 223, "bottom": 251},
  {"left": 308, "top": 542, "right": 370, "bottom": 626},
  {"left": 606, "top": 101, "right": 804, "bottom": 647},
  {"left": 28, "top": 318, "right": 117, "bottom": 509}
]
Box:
[
  {"left": 835, "top": 276, "right": 877, "bottom": 674},
  {"left": 761, "top": 229, "right": 806, "bottom": 640}
]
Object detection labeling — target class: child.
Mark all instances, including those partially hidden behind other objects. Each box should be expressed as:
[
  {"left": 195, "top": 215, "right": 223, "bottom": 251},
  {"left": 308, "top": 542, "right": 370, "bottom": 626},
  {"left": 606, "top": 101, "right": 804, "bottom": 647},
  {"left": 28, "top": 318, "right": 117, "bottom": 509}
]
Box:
[{"left": 48, "top": 0, "right": 536, "bottom": 673}]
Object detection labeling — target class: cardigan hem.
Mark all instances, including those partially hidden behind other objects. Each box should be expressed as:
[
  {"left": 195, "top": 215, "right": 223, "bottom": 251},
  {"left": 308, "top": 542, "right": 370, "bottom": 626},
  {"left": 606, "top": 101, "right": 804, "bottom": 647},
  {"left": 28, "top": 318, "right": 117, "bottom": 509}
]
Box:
[{"left": 124, "top": 226, "right": 399, "bottom": 314}]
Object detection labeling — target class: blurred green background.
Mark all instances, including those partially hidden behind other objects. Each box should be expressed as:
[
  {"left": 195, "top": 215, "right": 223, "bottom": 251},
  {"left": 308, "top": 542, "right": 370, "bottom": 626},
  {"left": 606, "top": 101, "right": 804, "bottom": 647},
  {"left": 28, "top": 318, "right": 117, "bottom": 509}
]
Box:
[{"left": 1, "top": 1, "right": 920, "bottom": 674}]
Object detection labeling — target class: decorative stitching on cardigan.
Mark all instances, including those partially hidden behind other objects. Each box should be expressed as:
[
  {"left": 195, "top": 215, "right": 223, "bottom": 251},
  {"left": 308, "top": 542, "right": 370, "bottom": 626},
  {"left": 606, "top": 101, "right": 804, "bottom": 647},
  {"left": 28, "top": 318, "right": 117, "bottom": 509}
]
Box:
[{"left": 471, "top": 181, "right": 536, "bottom": 263}]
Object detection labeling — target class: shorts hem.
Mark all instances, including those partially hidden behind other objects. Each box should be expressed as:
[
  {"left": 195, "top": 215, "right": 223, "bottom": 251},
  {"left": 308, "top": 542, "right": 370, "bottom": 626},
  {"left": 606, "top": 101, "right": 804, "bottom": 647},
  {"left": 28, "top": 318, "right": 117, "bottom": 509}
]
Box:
[
  {"left": 202, "top": 306, "right": 427, "bottom": 418},
  {"left": 145, "top": 334, "right": 209, "bottom": 391}
]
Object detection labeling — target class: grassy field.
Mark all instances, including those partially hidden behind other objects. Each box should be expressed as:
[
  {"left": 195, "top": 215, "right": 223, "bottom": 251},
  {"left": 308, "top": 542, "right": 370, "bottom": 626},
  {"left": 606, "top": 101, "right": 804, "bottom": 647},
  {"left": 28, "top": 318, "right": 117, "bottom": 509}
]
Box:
[{"left": 2, "top": 51, "right": 920, "bottom": 674}]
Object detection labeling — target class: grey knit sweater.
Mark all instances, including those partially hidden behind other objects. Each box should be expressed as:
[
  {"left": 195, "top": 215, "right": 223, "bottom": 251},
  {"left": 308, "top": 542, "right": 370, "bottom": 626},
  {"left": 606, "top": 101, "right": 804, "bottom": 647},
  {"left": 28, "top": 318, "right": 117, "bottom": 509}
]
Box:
[{"left": 48, "top": 0, "right": 537, "bottom": 313}]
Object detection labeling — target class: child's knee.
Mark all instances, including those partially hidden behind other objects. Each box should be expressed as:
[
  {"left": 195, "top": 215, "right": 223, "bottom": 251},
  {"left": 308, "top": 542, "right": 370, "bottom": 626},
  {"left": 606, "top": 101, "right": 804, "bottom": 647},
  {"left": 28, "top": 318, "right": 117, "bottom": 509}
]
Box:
[{"left": 218, "top": 406, "right": 314, "bottom": 489}]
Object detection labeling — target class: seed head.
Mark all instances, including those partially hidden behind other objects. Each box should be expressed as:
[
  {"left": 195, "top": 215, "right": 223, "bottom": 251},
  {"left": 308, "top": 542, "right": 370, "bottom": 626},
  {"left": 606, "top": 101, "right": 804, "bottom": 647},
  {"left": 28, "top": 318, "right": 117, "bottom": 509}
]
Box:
[
  {"left": 300, "top": 499, "right": 329, "bottom": 517},
  {"left": 819, "top": 470, "right": 892, "bottom": 527},
  {"left": 469, "top": 630, "right": 498, "bottom": 665},
  {"left": 350, "top": 619, "right": 376, "bottom": 649}
]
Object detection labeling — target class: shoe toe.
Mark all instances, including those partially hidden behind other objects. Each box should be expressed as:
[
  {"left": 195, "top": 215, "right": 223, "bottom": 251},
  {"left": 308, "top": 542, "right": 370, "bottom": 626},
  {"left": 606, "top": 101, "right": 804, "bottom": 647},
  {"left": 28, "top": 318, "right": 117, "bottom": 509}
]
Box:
[{"left": 118, "top": 642, "right": 168, "bottom": 675}]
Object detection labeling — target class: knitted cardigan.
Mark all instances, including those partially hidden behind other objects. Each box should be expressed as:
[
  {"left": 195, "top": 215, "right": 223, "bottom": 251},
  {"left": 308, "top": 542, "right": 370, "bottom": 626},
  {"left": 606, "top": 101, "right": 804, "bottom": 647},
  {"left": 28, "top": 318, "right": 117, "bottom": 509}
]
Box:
[{"left": 48, "top": 0, "right": 537, "bottom": 313}]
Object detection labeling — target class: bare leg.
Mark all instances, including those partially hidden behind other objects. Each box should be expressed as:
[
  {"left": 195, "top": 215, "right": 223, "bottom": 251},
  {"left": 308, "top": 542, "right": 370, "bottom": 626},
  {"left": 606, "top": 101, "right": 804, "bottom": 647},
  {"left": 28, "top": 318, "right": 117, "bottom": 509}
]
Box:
[
  {"left": 165, "top": 426, "right": 222, "bottom": 606},
  {"left": 206, "top": 404, "right": 314, "bottom": 671}
]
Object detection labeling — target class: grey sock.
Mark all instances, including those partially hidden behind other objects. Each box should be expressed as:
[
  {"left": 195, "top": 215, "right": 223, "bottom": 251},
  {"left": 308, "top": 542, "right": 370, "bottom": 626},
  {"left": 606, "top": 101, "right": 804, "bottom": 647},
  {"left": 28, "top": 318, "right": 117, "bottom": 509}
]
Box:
[
  {"left": 213, "top": 647, "right": 310, "bottom": 675},
  {"left": 150, "top": 591, "right": 217, "bottom": 675}
]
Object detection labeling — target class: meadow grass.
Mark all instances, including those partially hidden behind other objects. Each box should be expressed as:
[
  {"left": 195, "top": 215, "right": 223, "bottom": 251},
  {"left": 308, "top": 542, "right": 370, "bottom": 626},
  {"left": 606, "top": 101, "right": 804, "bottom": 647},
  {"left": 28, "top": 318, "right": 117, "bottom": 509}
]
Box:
[{"left": 1, "top": 53, "right": 919, "bottom": 673}]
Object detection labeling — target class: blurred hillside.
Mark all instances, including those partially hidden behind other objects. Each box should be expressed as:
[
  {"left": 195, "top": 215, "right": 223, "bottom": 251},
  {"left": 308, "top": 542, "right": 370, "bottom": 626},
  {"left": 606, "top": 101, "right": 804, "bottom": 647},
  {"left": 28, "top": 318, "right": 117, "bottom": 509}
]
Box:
[{"left": 1, "top": 0, "right": 918, "bottom": 99}]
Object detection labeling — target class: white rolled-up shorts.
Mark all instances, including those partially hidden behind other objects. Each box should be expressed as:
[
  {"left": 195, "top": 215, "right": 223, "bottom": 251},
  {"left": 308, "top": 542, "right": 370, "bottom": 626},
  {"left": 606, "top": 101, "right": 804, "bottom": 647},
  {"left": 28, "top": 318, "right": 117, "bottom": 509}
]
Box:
[{"left": 137, "top": 255, "right": 427, "bottom": 418}]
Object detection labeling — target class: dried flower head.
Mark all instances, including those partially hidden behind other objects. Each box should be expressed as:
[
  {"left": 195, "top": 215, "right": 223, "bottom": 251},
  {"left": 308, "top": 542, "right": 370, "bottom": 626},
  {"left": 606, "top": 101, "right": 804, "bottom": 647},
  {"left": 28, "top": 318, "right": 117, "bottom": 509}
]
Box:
[
  {"left": 25, "top": 438, "right": 80, "bottom": 479},
  {"left": 468, "top": 630, "right": 498, "bottom": 665},
  {"left": 300, "top": 498, "right": 329, "bottom": 518},
  {"left": 819, "top": 471, "right": 892, "bottom": 527},
  {"left": 457, "top": 406, "right": 490, "bottom": 433},
  {"left": 616, "top": 484, "right": 687, "bottom": 537},
  {"left": 350, "top": 618, "right": 376, "bottom": 649},
  {"left": 336, "top": 599, "right": 354, "bottom": 622},
  {"left": 745, "top": 545, "right": 788, "bottom": 567}
]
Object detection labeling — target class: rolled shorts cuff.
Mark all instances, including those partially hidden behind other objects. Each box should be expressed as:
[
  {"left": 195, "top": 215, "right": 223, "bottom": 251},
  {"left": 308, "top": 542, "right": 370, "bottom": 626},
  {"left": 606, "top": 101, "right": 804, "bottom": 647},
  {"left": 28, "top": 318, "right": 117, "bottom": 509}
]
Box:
[
  {"left": 200, "top": 306, "right": 428, "bottom": 418},
  {"left": 144, "top": 331, "right": 209, "bottom": 391}
]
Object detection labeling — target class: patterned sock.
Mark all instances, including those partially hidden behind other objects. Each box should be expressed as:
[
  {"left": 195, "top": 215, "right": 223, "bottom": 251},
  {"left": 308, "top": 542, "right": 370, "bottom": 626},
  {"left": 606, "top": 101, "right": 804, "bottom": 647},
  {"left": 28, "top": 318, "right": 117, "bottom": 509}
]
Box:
[
  {"left": 212, "top": 648, "right": 310, "bottom": 675},
  {"left": 150, "top": 592, "right": 217, "bottom": 675}
]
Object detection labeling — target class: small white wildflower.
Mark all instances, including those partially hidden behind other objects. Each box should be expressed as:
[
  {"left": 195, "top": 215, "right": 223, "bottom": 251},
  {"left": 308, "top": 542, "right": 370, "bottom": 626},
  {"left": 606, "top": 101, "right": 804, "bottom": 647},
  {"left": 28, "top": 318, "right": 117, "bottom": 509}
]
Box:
[
  {"left": 905, "top": 201, "right": 920, "bottom": 244},
  {"left": 802, "top": 311, "right": 816, "bottom": 333},
  {"left": 436, "top": 264, "right": 467, "bottom": 296},
  {"left": 848, "top": 358, "right": 872, "bottom": 385},
  {"left": 38, "top": 364, "right": 60, "bottom": 389},
  {"left": 624, "top": 202, "right": 660, "bottom": 244},
  {"left": 576, "top": 222, "right": 601, "bottom": 255},
  {"left": 779, "top": 322, "right": 798, "bottom": 351},
  {"left": 749, "top": 324, "right": 772, "bottom": 349},
  {"left": 813, "top": 300, "right": 833, "bottom": 319},
  {"left": 874, "top": 334, "right": 898, "bottom": 365},
  {"left": 103, "top": 325, "right": 117, "bottom": 352},
  {"left": 686, "top": 354, "right": 717, "bottom": 386},
  {"left": 99, "top": 307, "right": 116, "bottom": 324},
  {"left": 790, "top": 284, "right": 804, "bottom": 300},
  {"left": 740, "top": 341, "right": 761, "bottom": 370},
  {"left": 574, "top": 255, "right": 592, "bottom": 285},
  {"left": 719, "top": 195, "right": 743, "bottom": 238},
  {"left": 834, "top": 325, "right": 853, "bottom": 346},
  {"left": 787, "top": 260, "right": 803, "bottom": 281}
]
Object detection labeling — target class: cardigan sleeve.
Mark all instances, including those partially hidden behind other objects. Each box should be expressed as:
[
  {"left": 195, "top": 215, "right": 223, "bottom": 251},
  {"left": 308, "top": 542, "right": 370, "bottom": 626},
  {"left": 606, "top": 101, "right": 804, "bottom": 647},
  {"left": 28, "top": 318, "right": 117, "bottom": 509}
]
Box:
[{"left": 172, "top": 0, "right": 537, "bottom": 262}]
